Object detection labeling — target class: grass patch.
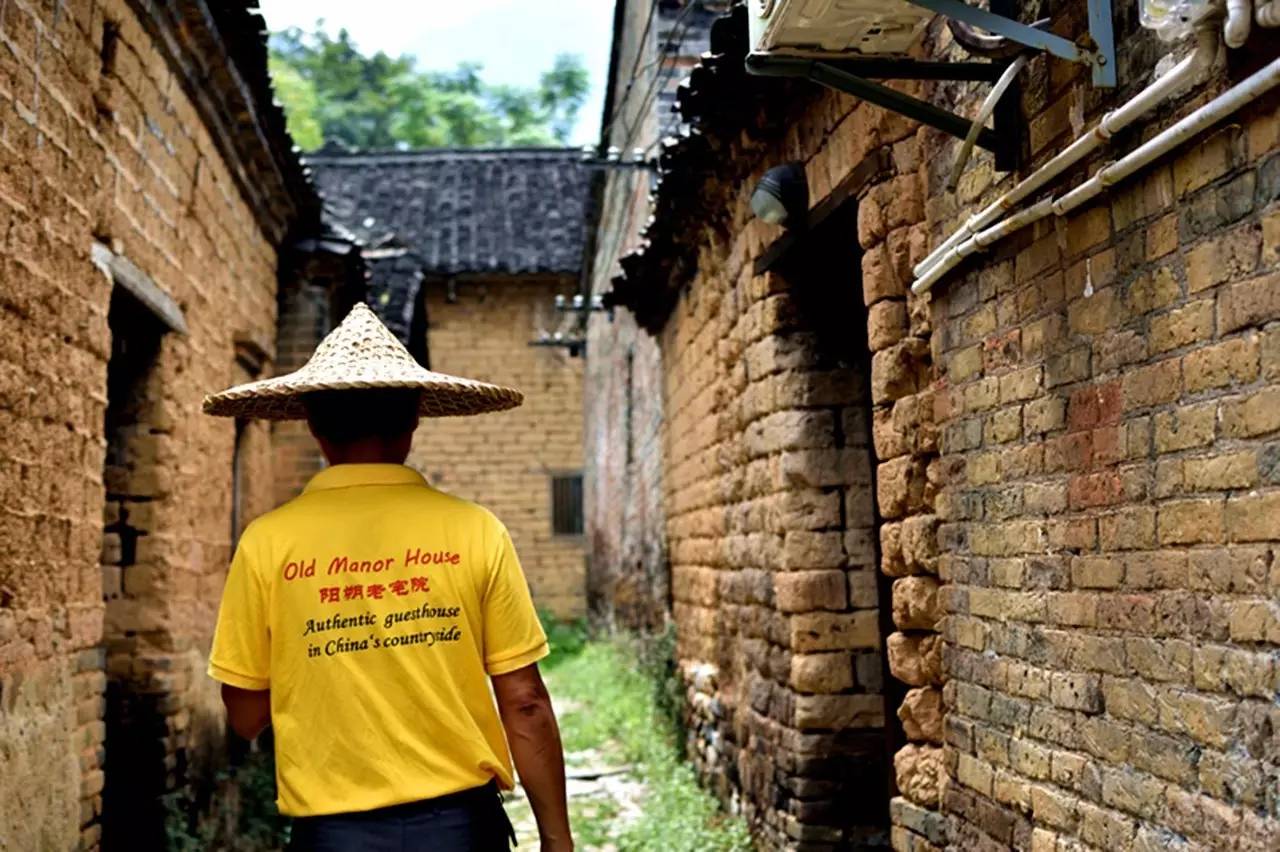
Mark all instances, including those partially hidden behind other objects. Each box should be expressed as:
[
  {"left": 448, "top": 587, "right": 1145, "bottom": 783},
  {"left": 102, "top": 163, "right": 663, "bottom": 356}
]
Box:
[
  {"left": 540, "top": 609, "right": 590, "bottom": 671},
  {"left": 545, "top": 627, "right": 753, "bottom": 852}
]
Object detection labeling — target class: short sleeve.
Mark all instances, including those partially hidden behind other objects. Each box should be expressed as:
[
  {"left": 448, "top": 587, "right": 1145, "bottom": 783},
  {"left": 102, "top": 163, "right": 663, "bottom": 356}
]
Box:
[
  {"left": 482, "top": 526, "right": 549, "bottom": 676},
  {"left": 208, "top": 534, "right": 271, "bottom": 690}
]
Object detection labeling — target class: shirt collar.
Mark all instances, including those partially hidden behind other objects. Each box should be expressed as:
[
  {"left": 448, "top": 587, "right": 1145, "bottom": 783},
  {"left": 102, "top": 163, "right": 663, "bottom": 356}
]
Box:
[{"left": 303, "top": 464, "right": 427, "bottom": 494}]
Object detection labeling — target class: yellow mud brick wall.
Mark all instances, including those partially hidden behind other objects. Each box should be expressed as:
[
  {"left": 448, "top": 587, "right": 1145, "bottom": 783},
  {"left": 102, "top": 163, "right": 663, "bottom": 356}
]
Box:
[
  {"left": 412, "top": 277, "right": 586, "bottom": 618},
  {"left": 0, "top": 0, "right": 285, "bottom": 847}
]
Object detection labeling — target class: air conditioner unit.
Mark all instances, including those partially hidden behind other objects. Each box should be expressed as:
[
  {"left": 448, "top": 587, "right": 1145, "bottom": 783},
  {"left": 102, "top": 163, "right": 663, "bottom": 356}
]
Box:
[{"left": 748, "top": 0, "right": 934, "bottom": 59}]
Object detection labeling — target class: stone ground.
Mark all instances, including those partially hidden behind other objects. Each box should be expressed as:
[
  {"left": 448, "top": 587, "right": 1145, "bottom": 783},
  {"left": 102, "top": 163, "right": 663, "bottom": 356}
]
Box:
[{"left": 503, "top": 691, "right": 648, "bottom": 850}]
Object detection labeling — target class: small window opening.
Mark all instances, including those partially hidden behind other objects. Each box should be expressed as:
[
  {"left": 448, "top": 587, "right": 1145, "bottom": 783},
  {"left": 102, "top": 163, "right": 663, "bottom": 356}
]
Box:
[
  {"left": 551, "top": 474, "right": 584, "bottom": 536},
  {"left": 101, "top": 20, "right": 119, "bottom": 77}
]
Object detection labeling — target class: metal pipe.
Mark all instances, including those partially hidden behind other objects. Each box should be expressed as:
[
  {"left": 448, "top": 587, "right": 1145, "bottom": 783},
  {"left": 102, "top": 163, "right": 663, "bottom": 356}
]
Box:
[
  {"left": 948, "top": 55, "right": 1029, "bottom": 191},
  {"left": 912, "top": 50, "right": 1280, "bottom": 294},
  {"left": 913, "top": 27, "right": 1221, "bottom": 279},
  {"left": 946, "top": 17, "right": 1023, "bottom": 58},
  {"left": 1226, "top": 0, "right": 1253, "bottom": 46}
]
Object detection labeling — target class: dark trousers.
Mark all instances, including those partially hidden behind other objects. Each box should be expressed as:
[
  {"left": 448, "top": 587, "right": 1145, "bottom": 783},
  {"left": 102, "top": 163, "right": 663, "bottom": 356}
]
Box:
[{"left": 288, "top": 782, "right": 515, "bottom": 852}]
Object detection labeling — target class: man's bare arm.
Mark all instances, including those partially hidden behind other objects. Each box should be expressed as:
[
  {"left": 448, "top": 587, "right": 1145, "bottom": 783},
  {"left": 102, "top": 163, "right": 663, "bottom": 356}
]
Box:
[
  {"left": 492, "top": 664, "right": 572, "bottom": 852},
  {"left": 221, "top": 684, "right": 271, "bottom": 740}
]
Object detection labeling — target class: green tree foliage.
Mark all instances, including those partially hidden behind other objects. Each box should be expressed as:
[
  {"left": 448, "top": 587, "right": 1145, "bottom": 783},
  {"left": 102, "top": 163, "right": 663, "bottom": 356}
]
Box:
[{"left": 269, "top": 26, "right": 589, "bottom": 151}]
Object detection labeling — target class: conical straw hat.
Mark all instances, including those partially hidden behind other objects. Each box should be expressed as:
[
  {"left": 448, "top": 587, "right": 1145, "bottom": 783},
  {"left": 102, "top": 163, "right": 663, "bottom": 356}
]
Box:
[{"left": 203, "top": 303, "right": 523, "bottom": 420}]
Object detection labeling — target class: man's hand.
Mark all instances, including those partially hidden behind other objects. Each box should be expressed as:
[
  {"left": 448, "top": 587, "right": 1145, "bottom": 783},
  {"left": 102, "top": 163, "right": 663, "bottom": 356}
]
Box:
[
  {"left": 492, "top": 664, "right": 573, "bottom": 852},
  {"left": 221, "top": 684, "right": 271, "bottom": 740}
]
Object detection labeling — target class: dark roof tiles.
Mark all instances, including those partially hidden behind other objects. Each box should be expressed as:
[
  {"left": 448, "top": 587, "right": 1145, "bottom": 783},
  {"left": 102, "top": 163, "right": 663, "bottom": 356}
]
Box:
[{"left": 307, "top": 148, "right": 591, "bottom": 277}]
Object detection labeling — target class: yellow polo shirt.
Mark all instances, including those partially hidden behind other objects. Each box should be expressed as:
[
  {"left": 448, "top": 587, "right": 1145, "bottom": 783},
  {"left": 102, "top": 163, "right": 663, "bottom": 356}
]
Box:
[{"left": 208, "top": 464, "right": 548, "bottom": 817}]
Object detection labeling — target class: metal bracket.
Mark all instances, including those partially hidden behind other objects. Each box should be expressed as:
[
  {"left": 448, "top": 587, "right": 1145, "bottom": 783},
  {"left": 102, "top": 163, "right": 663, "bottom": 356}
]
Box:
[
  {"left": 579, "top": 147, "right": 659, "bottom": 172},
  {"left": 746, "top": 54, "right": 1021, "bottom": 171},
  {"left": 1086, "top": 0, "right": 1116, "bottom": 89},
  {"left": 742, "top": 0, "right": 1116, "bottom": 173},
  {"left": 905, "top": 0, "right": 1116, "bottom": 87},
  {"left": 530, "top": 332, "right": 586, "bottom": 358}
]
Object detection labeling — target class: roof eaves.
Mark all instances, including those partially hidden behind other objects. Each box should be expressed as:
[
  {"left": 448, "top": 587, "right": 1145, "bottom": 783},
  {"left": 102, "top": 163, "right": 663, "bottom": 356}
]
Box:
[
  {"left": 604, "top": 3, "right": 792, "bottom": 334},
  {"left": 128, "top": 0, "right": 323, "bottom": 244}
]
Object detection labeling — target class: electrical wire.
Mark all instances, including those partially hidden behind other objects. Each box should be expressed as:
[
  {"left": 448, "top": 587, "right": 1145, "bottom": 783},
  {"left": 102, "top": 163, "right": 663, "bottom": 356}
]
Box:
[
  {"left": 617, "top": 0, "right": 703, "bottom": 153},
  {"left": 597, "top": 0, "right": 661, "bottom": 146},
  {"left": 590, "top": 0, "right": 705, "bottom": 301},
  {"left": 618, "top": 1, "right": 702, "bottom": 150}
]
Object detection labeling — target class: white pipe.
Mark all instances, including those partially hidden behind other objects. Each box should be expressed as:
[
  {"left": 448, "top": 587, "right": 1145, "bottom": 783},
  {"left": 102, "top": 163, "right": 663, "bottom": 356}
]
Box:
[
  {"left": 1226, "top": 0, "right": 1253, "bottom": 46},
  {"left": 948, "top": 55, "right": 1029, "bottom": 192},
  {"left": 912, "top": 52, "right": 1280, "bottom": 295},
  {"left": 913, "top": 28, "right": 1221, "bottom": 279},
  {"left": 1259, "top": 0, "right": 1280, "bottom": 26}
]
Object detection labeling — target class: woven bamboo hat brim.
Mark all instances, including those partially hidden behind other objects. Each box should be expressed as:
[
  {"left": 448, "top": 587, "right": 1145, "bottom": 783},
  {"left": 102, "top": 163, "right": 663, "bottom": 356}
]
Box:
[{"left": 203, "top": 303, "right": 523, "bottom": 420}]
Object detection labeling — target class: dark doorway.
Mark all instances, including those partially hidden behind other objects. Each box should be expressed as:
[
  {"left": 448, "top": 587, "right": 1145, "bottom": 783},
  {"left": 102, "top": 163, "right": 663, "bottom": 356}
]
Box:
[
  {"left": 767, "top": 197, "right": 901, "bottom": 844},
  {"left": 100, "top": 286, "right": 170, "bottom": 851}
]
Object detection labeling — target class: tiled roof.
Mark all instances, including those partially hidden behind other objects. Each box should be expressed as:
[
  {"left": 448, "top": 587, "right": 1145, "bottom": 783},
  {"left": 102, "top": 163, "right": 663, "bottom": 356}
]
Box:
[{"left": 307, "top": 148, "right": 592, "bottom": 277}]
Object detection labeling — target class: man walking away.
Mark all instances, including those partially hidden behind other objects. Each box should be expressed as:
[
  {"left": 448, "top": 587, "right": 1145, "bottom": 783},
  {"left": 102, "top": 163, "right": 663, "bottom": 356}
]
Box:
[{"left": 203, "top": 303, "right": 574, "bottom": 851}]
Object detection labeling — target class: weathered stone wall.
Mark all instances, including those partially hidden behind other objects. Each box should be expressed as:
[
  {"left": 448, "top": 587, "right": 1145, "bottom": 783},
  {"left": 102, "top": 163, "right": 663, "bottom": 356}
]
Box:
[
  {"left": 588, "top": 8, "right": 946, "bottom": 841},
  {"left": 650, "top": 92, "right": 919, "bottom": 845},
  {"left": 661, "top": 275, "right": 894, "bottom": 848},
  {"left": 923, "top": 17, "right": 1280, "bottom": 852},
  {"left": 0, "top": 0, "right": 296, "bottom": 847},
  {"left": 413, "top": 277, "right": 586, "bottom": 617},
  {"left": 590, "top": 5, "right": 1280, "bottom": 851}
]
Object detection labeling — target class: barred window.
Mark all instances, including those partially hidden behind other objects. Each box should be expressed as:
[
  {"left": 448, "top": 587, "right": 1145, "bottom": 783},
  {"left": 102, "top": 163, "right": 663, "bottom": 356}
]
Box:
[{"left": 551, "top": 474, "right": 584, "bottom": 536}]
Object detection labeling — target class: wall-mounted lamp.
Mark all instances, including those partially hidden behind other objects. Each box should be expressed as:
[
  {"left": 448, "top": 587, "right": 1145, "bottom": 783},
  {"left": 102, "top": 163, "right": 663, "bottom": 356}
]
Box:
[{"left": 750, "top": 162, "right": 808, "bottom": 228}]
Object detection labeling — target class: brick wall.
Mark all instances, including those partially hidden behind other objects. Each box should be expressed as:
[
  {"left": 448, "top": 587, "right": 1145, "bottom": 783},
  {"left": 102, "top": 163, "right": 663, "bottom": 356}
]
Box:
[
  {"left": 584, "top": 0, "right": 729, "bottom": 631},
  {"left": 588, "top": 33, "right": 944, "bottom": 837},
  {"left": 412, "top": 277, "right": 586, "bottom": 617},
  {"left": 589, "top": 6, "right": 1279, "bottom": 851},
  {"left": 0, "top": 0, "right": 300, "bottom": 847},
  {"left": 583, "top": 0, "right": 669, "bottom": 629},
  {"left": 584, "top": 312, "right": 669, "bottom": 630},
  {"left": 925, "top": 19, "right": 1280, "bottom": 852},
  {"left": 657, "top": 201, "right": 895, "bottom": 846}
]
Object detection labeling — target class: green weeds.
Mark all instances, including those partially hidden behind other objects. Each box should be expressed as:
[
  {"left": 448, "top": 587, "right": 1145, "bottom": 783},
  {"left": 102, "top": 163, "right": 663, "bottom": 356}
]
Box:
[
  {"left": 163, "top": 747, "right": 289, "bottom": 851},
  {"left": 543, "top": 622, "right": 753, "bottom": 852},
  {"left": 539, "top": 609, "right": 590, "bottom": 670}
]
